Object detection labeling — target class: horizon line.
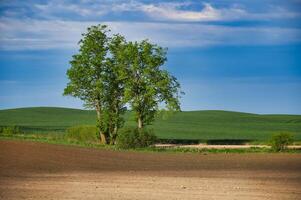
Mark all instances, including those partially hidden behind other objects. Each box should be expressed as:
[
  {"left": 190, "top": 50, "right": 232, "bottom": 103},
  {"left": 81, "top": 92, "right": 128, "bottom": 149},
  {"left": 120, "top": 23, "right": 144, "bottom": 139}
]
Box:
[{"left": 1, "top": 106, "right": 300, "bottom": 116}]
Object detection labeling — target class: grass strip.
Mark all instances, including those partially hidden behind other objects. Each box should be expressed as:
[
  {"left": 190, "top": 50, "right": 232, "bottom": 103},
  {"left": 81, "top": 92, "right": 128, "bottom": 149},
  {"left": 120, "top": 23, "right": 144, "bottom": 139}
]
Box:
[{"left": 1, "top": 134, "right": 300, "bottom": 154}]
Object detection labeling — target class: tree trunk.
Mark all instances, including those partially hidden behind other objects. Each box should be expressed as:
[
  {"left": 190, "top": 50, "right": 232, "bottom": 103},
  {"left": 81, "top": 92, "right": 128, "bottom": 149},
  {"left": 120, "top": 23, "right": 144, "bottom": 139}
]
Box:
[
  {"left": 111, "top": 102, "right": 119, "bottom": 144},
  {"left": 110, "top": 126, "right": 118, "bottom": 145},
  {"left": 138, "top": 114, "right": 143, "bottom": 129},
  {"left": 99, "top": 132, "right": 107, "bottom": 145},
  {"left": 95, "top": 102, "right": 108, "bottom": 144}
]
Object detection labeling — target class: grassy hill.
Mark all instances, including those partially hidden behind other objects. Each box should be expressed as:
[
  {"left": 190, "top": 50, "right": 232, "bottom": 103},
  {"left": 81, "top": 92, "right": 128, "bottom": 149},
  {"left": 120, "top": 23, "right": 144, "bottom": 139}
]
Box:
[{"left": 0, "top": 107, "right": 301, "bottom": 141}]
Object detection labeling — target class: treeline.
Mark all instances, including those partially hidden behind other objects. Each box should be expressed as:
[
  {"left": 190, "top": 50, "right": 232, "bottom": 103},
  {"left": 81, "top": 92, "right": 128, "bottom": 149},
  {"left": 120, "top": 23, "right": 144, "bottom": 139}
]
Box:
[{"left": 64, "top": 24, "right": 182, "bottom": 144}]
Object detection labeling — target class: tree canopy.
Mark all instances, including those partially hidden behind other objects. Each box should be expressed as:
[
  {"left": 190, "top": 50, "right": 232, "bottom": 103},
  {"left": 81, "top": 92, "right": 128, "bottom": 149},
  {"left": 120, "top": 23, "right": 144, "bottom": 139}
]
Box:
[
  {"left": 64, "top": 24, "right": 182, "bottom": 144},
  {"left": 124, "top": 40, "right": 181, "bottom": 128}
]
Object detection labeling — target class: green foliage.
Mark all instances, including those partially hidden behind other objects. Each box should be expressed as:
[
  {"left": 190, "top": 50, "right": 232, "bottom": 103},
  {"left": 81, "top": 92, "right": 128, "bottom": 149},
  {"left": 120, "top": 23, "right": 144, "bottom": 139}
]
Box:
[
  {"left": 63, "top": 24, "right": 112, "bottom": 143},
  {"left": 270, "top": 132, "right": 294, "bottom": 152},
  {"left": 124, "top": 40, "right": 182, "bottom": 128},
  {"left": 63, "top": 25, "right": 128, "bottom": 144},
  {"left": 0, "top": 126, "right": 22, "bottom": 135},
  {"left": 116, "top": 128, "right": 157, "bottom": 149},
  {"left": 65, "top": 125, "right": 98, "bottom": 143},
  {"left": 63, "top": 24, "right": 110, "bottom": 106}
]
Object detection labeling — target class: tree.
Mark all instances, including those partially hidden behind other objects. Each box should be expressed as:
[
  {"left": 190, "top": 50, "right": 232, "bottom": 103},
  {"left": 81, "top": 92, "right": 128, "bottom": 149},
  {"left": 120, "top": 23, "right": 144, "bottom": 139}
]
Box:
[
  {"left": 105, "top": 34, "right": 128, "bottom": 144},
  {"left": 124, "top": 40, "right": 182, "bottom": 129},
  {"left": 64, "top": 24, "right": 183, "bottom": 144},
  {"left": 63, "top": 25, "right": 127, "bottom": 144}
]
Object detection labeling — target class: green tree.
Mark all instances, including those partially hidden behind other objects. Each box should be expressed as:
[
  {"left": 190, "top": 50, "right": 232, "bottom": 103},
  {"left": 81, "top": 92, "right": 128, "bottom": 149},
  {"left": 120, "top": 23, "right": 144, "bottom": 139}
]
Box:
[
  {"left": 270, "top": 132, "right": 294, "bottom": 152},
  {"left": 124, "top": 40, "right": 182, "bottom": 129},
  {"left": 63, "top": 25, "right": 127, "bottom": 144},
  {"left": 105, "top": 34, "right": 128, "bottom": 144},
  {"left": 64, "top": 24, "right": 183, "bottom": 144}
]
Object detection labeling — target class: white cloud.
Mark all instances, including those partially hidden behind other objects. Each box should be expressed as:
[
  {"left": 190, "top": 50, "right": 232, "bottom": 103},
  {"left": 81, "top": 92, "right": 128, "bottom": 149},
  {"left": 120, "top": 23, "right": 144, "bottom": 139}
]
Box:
[
  {"left": 0, "top": 18, "right": 300, "bottom": 50},
  {"left": 30, "top": 1, "right": 300, "bottom": 22},
  {"left": 140, "top": 3, "right": 229, "bottom": 21},
  {"left": 0, "top": 19, "right": 92, "bottom": 49},
  {"left": 33, "top": 1, "right": 109, "bottom": 18},
  {"left": 139, "top": 2, "right": 300, "bottom": 22},
  {"left": 35, "top": 3, "right": 92, "bottom": 16}
]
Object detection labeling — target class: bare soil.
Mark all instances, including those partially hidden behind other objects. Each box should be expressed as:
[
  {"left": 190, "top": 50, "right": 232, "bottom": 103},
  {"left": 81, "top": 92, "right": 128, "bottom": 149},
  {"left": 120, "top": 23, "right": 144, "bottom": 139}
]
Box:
[{"left": 1, "top": 140, "right": 301, "bottom": 200}]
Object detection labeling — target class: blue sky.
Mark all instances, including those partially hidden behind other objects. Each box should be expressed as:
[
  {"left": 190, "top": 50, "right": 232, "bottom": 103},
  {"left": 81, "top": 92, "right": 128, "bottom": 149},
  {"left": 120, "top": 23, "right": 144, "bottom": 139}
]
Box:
[{"left": 0, "top": 0, "right": 300, "bottom": 114}]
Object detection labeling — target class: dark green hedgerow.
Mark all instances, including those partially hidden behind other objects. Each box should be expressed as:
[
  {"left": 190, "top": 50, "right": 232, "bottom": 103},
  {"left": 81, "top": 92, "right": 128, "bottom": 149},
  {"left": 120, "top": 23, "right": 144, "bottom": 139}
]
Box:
[
  {"left": 270, "top": 133, "right": 294, "bottom": 152},
  {"left": 116, "top": 128, "right": 157, "bottom": 149},
  {"left": 65, "top": 125, "right": 98, "bottom": 143},
  {"left": 0, "top": 126, "right": 22, "bottom": 135}
]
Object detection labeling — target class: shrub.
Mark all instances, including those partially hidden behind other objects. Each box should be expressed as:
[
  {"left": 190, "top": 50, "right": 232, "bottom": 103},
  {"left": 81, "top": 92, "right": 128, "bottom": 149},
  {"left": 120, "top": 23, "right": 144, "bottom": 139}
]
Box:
[
  {"left": 65, "top": 125, "right": 98, "bottom": 143},
  {"left": 116, "top": 128, "right": 157, "bottom": 149},
  {"left": 270, "top": 133, "right": 294, "bottom": 152},
  {"left": 0, "top": 126, "right": 22, "bottom": 135}
]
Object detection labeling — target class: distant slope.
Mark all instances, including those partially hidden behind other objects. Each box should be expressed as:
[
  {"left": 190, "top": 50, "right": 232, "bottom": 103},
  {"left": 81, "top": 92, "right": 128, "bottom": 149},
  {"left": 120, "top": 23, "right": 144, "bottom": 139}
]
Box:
[
  {"left": 0, "top": 107, "right": 96, "bottom": 132},
  {"left": 150, "top": 110, "right": 301, "bottom": 140},
  {"left": 0, "top": 107, "right": 300, "bottom": 141}
]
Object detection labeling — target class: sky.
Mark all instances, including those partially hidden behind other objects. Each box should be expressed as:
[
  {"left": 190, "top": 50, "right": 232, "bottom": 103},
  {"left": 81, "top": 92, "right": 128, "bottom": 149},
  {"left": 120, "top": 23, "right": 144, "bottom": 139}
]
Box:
[{"left": 0, "top": 0, "right": 301, "bottom": 114}]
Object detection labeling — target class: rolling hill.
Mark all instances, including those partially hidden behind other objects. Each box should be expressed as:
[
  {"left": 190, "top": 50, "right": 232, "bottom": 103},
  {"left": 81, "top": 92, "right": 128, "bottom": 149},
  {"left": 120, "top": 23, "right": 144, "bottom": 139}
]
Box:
[{"left": 0, "top": 107, "right": 301, "bottom": 141}]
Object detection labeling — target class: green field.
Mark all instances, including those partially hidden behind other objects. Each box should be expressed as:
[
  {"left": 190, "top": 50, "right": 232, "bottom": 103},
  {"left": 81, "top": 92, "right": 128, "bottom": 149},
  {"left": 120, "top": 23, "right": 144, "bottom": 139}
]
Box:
[{"left": 0, "top": 107, "right": 301, "bottom": 141}]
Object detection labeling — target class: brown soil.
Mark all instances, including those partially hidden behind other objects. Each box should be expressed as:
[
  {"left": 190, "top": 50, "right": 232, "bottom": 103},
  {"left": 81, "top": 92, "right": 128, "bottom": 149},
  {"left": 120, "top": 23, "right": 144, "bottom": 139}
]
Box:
[{"left": 1, "top": 140, "right": 301, "bottom": 200}]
